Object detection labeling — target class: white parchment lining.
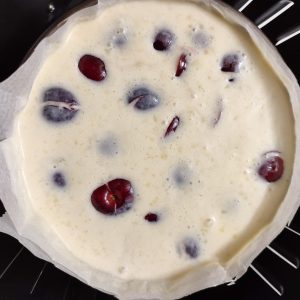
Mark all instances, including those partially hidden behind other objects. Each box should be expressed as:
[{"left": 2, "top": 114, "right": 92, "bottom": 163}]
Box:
[{"left": 0, "top": 1, "right": 300, "bottom": 299}]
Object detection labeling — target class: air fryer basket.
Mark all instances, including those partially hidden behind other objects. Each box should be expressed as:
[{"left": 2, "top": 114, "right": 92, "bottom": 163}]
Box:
[{"left": 0, "top": 0, "right": 300, "bottom": 299}]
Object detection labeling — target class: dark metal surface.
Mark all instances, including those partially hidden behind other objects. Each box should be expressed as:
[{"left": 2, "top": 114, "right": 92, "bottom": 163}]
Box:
[{"left": 0, "top": 0, "right": 300, "bottom": 299}]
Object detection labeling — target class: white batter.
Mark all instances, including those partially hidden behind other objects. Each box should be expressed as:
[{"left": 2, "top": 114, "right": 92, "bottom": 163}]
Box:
[{"left": 13, "top": 0, "right": 294, "bottom": 282}]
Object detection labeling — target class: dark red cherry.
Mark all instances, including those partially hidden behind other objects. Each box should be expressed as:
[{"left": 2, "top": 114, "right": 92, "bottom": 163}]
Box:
[
  {"left": 175, "top": 54, "right": 187, "bottom": 77},
  {"left": 258, "top": 156, "right": 284, "bottom": 182},
  {"left": 153, "top": 30, "right": 174, "bottom": 51},
  {"left": 164, "top": 116, "right": 180, "bottom": 137},
  {"left": 221, "top": 54, "right": 241, "bottom": 73},
  {"left": 144, "top": 213, "right": 159, "bottom": 222},
  {"left": 78, "top": 54, "right": 107, "bottom": 81},
  {"left": 91, "top": 178, "right": 134, "bottom": 215}
]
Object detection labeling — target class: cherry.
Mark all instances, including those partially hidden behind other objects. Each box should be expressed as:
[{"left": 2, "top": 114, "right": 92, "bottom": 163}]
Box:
[
  {"left": 99, "top": 136, "right": 119, "bottom": 156},
  {"left": 111, "top": 28, "right": 127, "bottom": 47},
  {"left": 153, "top": 30, "right": 174, "bottom": 51},
  {"left": 221, "top": 54, "right": 241, "bottom": 73},
  {"left": 184, "top": 238, "right": 199, "bottom": 258},
  {"left": 52, "top": 172, "right": 66, "bottom": 187},
  {"left": 178, "top": 237, "right": 199, "bottom": 259},
  {"left": 78, "top": 54, "right": 107, "bottom": 81},
  {"left": 42, "top": 87, "right": 79, "bottom": 123},
  {"left": 144, "top": 213, "right": 159, "bottom": 222},
  {"left": 127, "top": 87, "right": 160, "bottom": 111},
  {"left": 175, "top": 54, "right": 187, "bottom": 77},
  {"left": 258, "top": 155, "right": 284, "bottom": 182},
  {"left": 91, "top": 179, "right": 134, "bottom": 215},
  {"left": 193, "top": 31, "right": 210, "bottom": 48},
  {"left": 164, "top": 116, "right": 180, "bottom": 137},
  {"left": 173, "top": 163, "right": 191, "bottom": 186}
]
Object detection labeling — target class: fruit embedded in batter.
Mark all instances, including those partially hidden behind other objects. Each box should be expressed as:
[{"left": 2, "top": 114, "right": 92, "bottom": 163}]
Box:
[
  {"left": 172, "top": 163, "right": 192, "bottom": 187},
  {"left": 220, "top": 53, "right": 242, "bottom": 73},
  {"left": 91, "top": 178, "right": 134, "bottom": 215},
  {"left": 78, "top": 54, "right": 107, "bottom": 81},
  {"left": 127, "top": 87, "right": 160, "bottom": 111},
  {"left": 153, "top": 29, "right": 175, "bottom": 51},
  {"left": 192, "top": 30, "right": 211, "bottom": 49},
  {"left": 52, "top": 172, "right": 66, "bottom": 187},
  {"left": 178, "top": 237, "right": 200, "bottom": 259},
  {"left": 42, "top": 87, "right": 79, "bottom": 123},
  {"left": 175, "top": 54, "right": 188, "bottom": 77},
  {"left": 258, "top": 154, "right": 284, "bottom": 182},
  {"left": 111, "top": 27, "right": 128, "bottom": 47},
  {"left": 144, "top": 213, "right": 159, "bottom": 222},
  {"left": 99, "top": 135, "right": 119, "bottom": 157},
  {"left": 164, "top": 116, "right": 180, "bottom": 137}
]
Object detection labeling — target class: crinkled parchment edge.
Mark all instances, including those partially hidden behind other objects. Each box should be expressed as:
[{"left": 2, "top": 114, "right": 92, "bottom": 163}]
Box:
[{"left": 0, "top": 0, "right": 300, "bottom": 299}]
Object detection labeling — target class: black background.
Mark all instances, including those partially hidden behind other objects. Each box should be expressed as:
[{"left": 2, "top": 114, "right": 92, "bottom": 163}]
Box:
[{"left": 0, "top": 0, "right": 300, "bottom": 299}]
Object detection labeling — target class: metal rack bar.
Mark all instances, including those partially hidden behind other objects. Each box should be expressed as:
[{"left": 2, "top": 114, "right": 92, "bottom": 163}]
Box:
[
  {"left": 29, "top": 262, "right": 48, "bottom": 294},
  {"left": 267, "top": 246, "right": 299, "bottom": 269},
  {"left": 0, "top": 247, "right": 24, "bottom": 280},
  {"left": 276, "top": 25, "right": 300, "bottom": 45},
  {"left": 235, "top": 0, "right": 254, "bottom": 12},
  {"left": 255, "top": 0, "right": 294, "bottom": 29},
  {"left": 250, "top": 265, "right": 284, "bottom": 296},
  {"left": 285, "top": 225, "right": 300, "bottom": 236}
]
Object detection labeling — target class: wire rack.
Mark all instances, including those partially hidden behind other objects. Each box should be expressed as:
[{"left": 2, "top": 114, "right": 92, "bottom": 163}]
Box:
[{"left": 0, "top": 0, "right": 300, "bottom": 299}]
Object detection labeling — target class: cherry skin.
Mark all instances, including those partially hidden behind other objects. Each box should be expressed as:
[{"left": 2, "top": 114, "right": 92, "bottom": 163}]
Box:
[
  {"left": 144, "top": 213, "right": 159, "bottom": 222},
  {"left": 164, "top": 116, "right": 180, "bottom": 137},
  {"left": 175, "top": 54, "right": 187, "bottom": 77},
  {"left": 127, "top": 87, "right": 160, "bottom": 111},
  {"left": 52, "top": 172, "right": 66, "bottom": 187},
  {"left": 78, "top": 54, "right": 107, "bottom": 81},
  {"left": 153, "top": 30, "right": 174, "bottom": 51},
  {"left": 258, "top": 156, "right": 284, "bottom": 182},
  {"left": 91, "top": 179, "right": 134, "bottom": 215},
  {"left": 42, "top": 87, "right": 79, "bottom": 123},
  {"left": 221, "top": 54, "right": 241, "bottom": 73}
]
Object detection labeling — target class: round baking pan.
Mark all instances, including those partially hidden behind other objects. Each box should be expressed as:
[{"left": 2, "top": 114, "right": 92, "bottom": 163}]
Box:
[{"left": 0, "top": 0, "right": 300, "bottom": 299}]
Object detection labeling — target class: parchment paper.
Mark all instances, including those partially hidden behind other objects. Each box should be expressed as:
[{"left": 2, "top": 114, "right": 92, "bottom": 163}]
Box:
[{"left": 0, "top": 1, "right": 300, "bottom": 299}]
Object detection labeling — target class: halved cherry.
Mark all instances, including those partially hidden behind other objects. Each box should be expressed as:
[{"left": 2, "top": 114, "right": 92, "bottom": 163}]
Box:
[{"left": 91, "top": 178, "right": 134, "bottom": 215}]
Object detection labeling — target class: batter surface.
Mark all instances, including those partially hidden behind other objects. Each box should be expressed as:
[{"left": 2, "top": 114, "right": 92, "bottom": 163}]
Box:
[{"left": 14, "top": 0, "right": 294, "bottom": 281}]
